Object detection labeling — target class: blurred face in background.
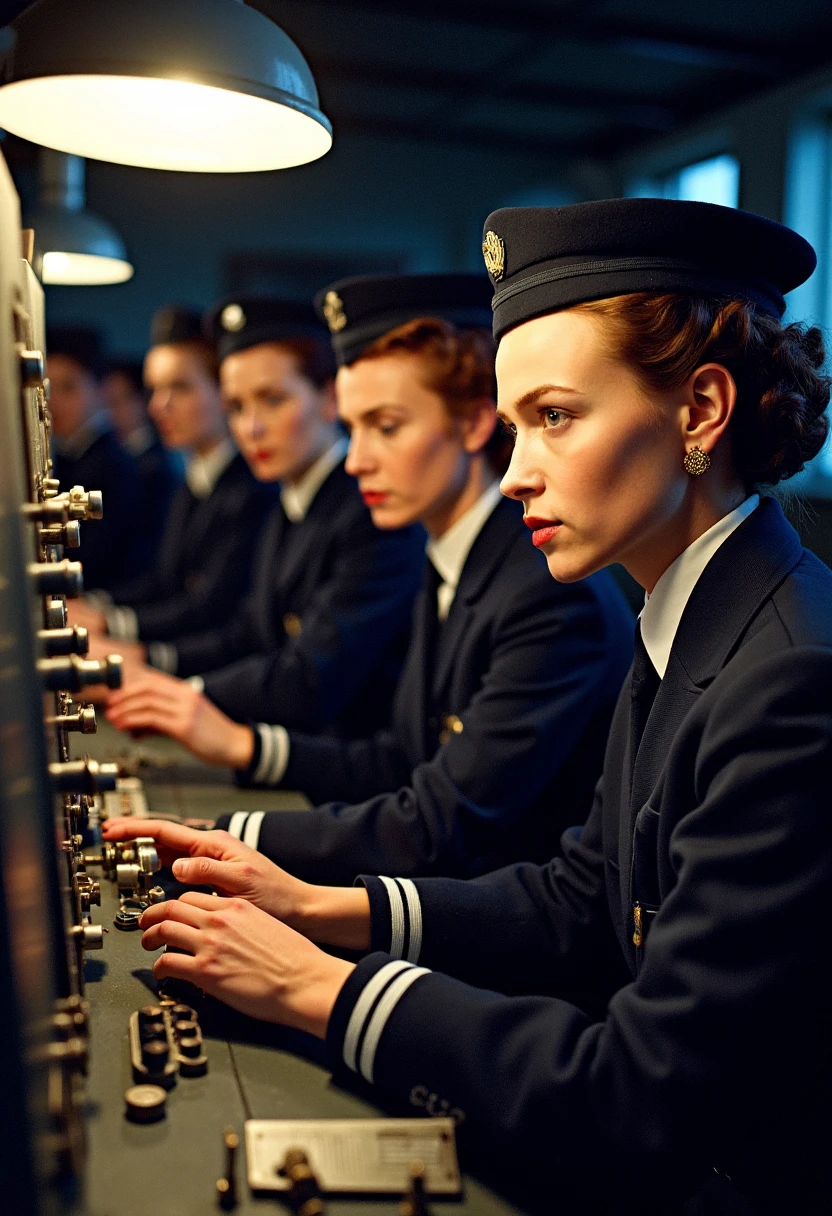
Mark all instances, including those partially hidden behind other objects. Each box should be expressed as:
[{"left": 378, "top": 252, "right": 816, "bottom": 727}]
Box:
[
  {"left": 339, "top": 352, "right": 494, "bottom": 535},
  {"left": 102, "top": 369, "right": 147, "bottom": 443},
  {"left": 221, "top": 343, "right": 337, "bottom": 483},
  {"left": 144, "top": 343, "right": 226, "bottom": 452},
  {"left": 46, "top": 354, "right": 100, "bottom": 438}
]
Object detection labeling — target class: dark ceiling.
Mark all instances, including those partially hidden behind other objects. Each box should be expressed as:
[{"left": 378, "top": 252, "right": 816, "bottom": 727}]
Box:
[{"left": 2, "top": 0, "right": 832, "bottom": 164}]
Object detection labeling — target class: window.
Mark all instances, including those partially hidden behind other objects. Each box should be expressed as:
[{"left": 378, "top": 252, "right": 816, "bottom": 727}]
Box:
[
  {"left": 629, "top": 153, "right": 740, "bottom": 208},
  {"left": 783, "top": 120, "right": 832, "bottom": 491}
]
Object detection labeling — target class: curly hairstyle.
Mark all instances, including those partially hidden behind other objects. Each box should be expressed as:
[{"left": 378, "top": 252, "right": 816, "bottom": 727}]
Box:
[
  {"left": 357, "top": 317, "right": 511, "bottom": 474},
  {"left": 575, "top": 294, "right": 830, "bottom": 488}
]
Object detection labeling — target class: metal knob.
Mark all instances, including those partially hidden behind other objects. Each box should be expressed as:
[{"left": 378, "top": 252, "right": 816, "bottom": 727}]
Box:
[
  {"left": 72, "top": 923, "right": 105, "bottom": 951},
  {"left": 47, "top": 703, "right": 97, "bottom": 734},
  {"left": 19, "top": 347, "right": 44, "bottom": 387},
  {"left": 29, "top": 559, "right": 83, "bottom": 598},
  {"left": 38, "top": 625, "right": 89, "bottom": 657},
  {"left": 40, "top": 519, "right": 82, "bottom": 548},
  {"left": 50, "top": 758, "right": 119, "bottom": 795},
  {"left": 38, "top": 653, "right": 122, "bottom": 692}
]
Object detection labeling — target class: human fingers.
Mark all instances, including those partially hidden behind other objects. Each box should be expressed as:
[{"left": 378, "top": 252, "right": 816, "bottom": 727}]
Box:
[
  {"left": 175, "top": 890, "right": 230, "bottom": 912},
  {"left": 153, "top": 951, "right": 202, "bottom": 984},
  {"left": 140, "top": 919, "right": 201, "bottom": 954},
  {"left": 138, "top": 897, "right": 211, "bottom": 930},
  {"left": 102, "top": 818, "right": 223, "bottom": 858},
  {"left": 171, "top": 855, "right": 255, "bottom": 895}
]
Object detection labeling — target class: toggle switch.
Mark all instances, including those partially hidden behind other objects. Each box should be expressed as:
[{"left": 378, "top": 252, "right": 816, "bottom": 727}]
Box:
[
  {"left": 38, "top": 625, "right": 89, "bottom": 657},
  {"left": 38, "top": 653, "right": 122, "bottom": 692},
  {"left": 29, "top": 559, "right": 83, "bottom": 598},
  {"left": 52, "top": 485, "right": 103, "bottom": 521}
]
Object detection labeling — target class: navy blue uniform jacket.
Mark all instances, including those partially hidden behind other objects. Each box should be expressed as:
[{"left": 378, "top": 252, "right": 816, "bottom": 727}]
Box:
[
  {"left": 217, "top": 497, "right": 633, "bottom": 883},
  {"left": 327, "top": 500, "right": 832, "bottom": 1215},
  {"left": 53, "top": 427, "right": 145, "bottom": 592},
  {"left": 113, "top": 452, "right": 275, "bottom": 642},
  {"left": 174, "top": 460, "right": 425, "bottom": 734}
]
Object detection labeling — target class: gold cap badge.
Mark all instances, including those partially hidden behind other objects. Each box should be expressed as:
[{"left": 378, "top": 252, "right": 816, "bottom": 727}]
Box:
[
  {"left": 221, "top": 303, "right": 246, "bottom": 332},
  {"left": 322, "top": 290, "right": 347, "bottom": 333},
  {"left": 482, "top": 231, "right": 505, "bottom": 281}
]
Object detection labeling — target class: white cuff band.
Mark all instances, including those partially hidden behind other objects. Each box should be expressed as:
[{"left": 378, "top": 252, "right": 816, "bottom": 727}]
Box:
[
  {"left": 252, "top": 723, "right": 290, "bottom": 786},
  {"left": 147, "top": 642, "right": 177, "bottom": 674},
  {"left": 105, "top": 605, "right": 139, "bottom": 641},
  {"left": 378, "top": 876, "right": 423, "bottom": 963},
  {"left": 225, "top": 810, "right": 266, "bottom": 850},
  {"left": 343, "top": 960, "right": 429, "bottom": 1084}
]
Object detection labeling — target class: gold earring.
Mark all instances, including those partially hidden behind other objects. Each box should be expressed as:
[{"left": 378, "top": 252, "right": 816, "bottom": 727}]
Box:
[{"left": 683, "top": 446, "right": 710, "bottom": 477}]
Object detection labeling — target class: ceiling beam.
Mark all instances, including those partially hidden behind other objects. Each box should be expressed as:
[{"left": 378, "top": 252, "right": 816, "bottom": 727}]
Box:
[
  {"left": 259, "top": 0, "right": 818, "bottom": 76},
  {"left": 313, "top": 57, "right": 679, "bottom": 131}
]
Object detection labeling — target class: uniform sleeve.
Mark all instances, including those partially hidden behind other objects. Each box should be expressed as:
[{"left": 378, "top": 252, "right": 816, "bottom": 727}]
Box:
[
  {"left": 227, "top": 574, "right": 619, "bottom": 881},
  {"left": 72, "top": 442, "right": 144, "bottom": 593},
  {"left": 235, "top": 727, "right": 413, "bottom": 805},
  {"left": 199, "top": 520, "right": 423, "bottom": 728},
  {"left": 324, "top": 648, "right": 832, "bottom": 1210},
  {"left": 137, "top": 491, "right": 273, "bottom": 649}
]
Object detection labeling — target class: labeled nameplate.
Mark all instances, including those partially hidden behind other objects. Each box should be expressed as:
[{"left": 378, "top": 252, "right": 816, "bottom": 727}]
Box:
[{"left": 245, "top": 1117, "right": 461, "bottom": 1195}]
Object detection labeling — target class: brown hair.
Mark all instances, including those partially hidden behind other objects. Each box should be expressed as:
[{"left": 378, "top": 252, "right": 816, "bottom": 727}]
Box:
[
  {"left": 271, "top": 336, "right": 336, "bottom": 390},
  {"left": 357, "top": 317, "right": 510, "bottom": 474},
  {"left": 575, "top": 294, "right": 830, "bottom": 488},
  {"left": 170, "top": 339, "right": 220, "bottom": 382}
]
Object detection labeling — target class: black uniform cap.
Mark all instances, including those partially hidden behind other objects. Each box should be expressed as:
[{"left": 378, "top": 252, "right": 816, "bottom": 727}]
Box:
[
  {"left": 46, "top": 325, "right": 105, "bottom": 377},
  {"left": 314, "top": 273, "right": 494, "bottom": 366},
  {"left": 481, "top": 199, "right": 817, "bottom": 342},
  {"left": 150, "top": 305, "right": 205, "bottom": 348},
  {"left": 205, "top": 297, "right": 327, "bottom": 363}
]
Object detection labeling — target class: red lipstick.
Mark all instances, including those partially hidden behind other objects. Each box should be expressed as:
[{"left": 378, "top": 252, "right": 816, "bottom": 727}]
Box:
[
  {"left": 524, "top": 515, "right": 561, "bottom": 548},
  {"left": 361, "top": 491, "right": 389, "bottom": 507}
]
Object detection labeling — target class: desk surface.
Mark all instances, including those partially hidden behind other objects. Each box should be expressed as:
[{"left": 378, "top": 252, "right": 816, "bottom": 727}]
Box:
[{"left": 81, "top": 722, "right": 526, "bottom": 1216}]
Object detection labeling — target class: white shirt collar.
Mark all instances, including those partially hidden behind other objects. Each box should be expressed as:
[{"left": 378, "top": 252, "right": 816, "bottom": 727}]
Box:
[
  {"left": 280, "top": 436, "right": 348, "bottom": 523},
  {"left": 640, "top": 494, "right": 760, "bottom": 678},
  {"left": 123, "top": 423, "right": 156, "bottom": 458},
  {"left": 425, "top": 480, "right": 503, "bottom": 619},
  {"left": 185, "top": 437, "right": 236, "bottom": 499}
]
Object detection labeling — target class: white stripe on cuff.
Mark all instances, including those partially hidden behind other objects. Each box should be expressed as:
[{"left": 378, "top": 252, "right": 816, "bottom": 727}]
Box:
[
  {"left": 188, "top": 676, "right": 205, "bottom": 694},
  {"left": 265, "top": 726, "right": 289, "bottom": 785},
  {"left": 227, "top": 811, "right": 248, "bottom": 840},
  {"left": 358, "top": 965, "right": 429, "bottom": 1084},
  {"left": 105, "top": 605, "right": 139, "bottom": 641},
  {"left": 342, "top": 960, "right": 411, "bottom": 1074},
  {"left": 398, "top": 879, "right": 423, "bottom": 963},
  {"left": 379, "top": 876, "right": 405, "bottom": 958},
  {"left": 252, "top": 724, "right": 274, "bottom": 785},
  {"left": 242, "top": 810, "right": 265, "bottom": 850},
  {"left": 147, "top": 642, "right": 177, "bottom": 674}
]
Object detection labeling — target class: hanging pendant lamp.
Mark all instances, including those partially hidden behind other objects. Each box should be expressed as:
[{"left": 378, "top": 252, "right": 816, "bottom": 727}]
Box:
[
  {"left": 27, "top": 150, "right": 133, "bottom": 285},
  {"left": 0, "top": 0, "right": 332, "bottom": 173}
]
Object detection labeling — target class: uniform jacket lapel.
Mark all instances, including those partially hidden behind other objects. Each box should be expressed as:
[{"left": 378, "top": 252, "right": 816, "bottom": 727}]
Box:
[
  {"left": 271, "top": 461, "right": 347, "bottom": 598},
  {"left": 620, "top": 498, "right": 804, "bottom": 943},
  {"left": 431, "top": 498, "right": 524, "bottom": 702}
]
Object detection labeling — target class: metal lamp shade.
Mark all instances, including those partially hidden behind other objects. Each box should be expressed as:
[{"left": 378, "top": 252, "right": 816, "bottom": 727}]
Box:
[{"left": 0, "top": 0, "right": 333, "bottom": 173}]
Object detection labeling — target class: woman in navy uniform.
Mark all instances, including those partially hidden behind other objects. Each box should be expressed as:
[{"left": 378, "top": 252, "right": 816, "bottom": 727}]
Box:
[
  {"left": 47, "top": 325, "right": 146, "bottom": 592},
  {"left": 108, "top": 274, "right": 632, "bottom": 880},
  {"left": 106, "top": 297, "right": 425, "bottom": 737},
  {"left": 71, "top": 307, "right": 276, "bottom": 649},
  {"left": 106, "top": 202, "right": 832, "bottom": 1214}
]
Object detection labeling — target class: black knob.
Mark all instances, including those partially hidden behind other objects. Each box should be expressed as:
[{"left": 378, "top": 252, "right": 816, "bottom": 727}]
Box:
[
  {"left": 173, "top": 1019, "right": 198, "bottom": 1039},
  {"left": 177, "top": 1035, "right": 203, "bottom": 1059},
  {"left": 171, "top": 1004, "right": 195, "bottom": 1022},
  {"left": 29, "top": 560, "right": 83, "bottom": 598},
  {"left": 141, "top": 1039, "right": 169, "bottom": 1073},
  {"left": 19, "top": 348, "right": 44, "bottom": 388},
  {"left": 139, "top": 1020, "right": 167, "bottom": 1043},
  {"left": 49, "top": 758, "right": 119, "bottom": 795},
  {"left": 38, "top": 653, "right": 122, "bottom": 692},
  {"left": 38, "top": 626, "right": 89, "bottom": 657},
  {"left": 44, "top": 598, "right": 67, "bottom": 629},
  {"left": 138, "top": 1004, "right": 164, "bottom": 1028}
]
